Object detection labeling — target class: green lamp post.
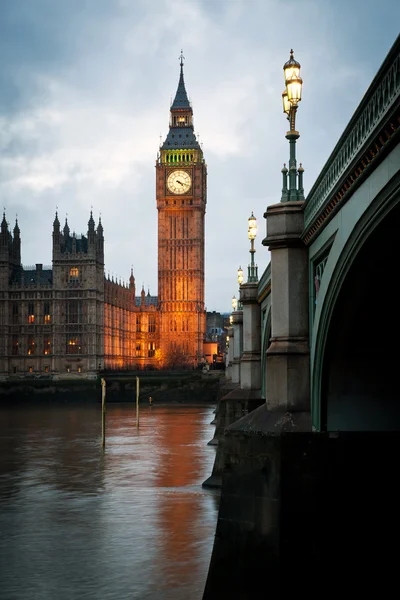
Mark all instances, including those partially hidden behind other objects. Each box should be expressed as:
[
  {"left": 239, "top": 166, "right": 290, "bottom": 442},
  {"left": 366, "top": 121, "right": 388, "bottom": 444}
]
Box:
[
  {"left": 237, "top": 266, "right": 244, "bottom": 309},
  {"left": 247, "top": 212, "right": 258, "bottom": 283},
  {"left": 281, "top": 49, "right": 304, "bottom": 202}
]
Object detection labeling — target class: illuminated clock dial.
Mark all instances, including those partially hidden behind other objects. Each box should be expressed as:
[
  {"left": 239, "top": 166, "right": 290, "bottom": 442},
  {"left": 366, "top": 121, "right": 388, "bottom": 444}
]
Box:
[{"left": 167, "top": 170, "right": 192, "bottom": 195}]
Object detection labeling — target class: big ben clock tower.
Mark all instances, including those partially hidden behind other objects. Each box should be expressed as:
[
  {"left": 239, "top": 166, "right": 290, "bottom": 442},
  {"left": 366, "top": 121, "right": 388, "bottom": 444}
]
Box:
[{"left": 156, "top": 52, "right": 206, "bottom": 366}]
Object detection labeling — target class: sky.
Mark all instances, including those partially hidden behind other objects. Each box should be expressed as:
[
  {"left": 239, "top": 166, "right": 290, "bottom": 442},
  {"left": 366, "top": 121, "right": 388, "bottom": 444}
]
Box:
[{"left": 0, "top": 0, "right": 399, "bottom": 312}]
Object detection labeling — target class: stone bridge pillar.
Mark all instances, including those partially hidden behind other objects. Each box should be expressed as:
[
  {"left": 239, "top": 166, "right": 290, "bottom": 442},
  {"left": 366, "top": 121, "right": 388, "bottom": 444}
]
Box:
[
  {"left": 239, "top": 282, "right": 261, "bottom": 391},
  {"left": 231, "top": 310, "right": 243, "bottom": 385},
  {"left": 263, "top": 201, "right": 309, "bottom": 411}
]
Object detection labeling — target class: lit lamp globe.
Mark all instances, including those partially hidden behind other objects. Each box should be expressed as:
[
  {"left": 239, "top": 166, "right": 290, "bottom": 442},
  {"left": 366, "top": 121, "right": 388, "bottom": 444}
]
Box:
[
  {"left": 283, "top": 49, "right": 303, "bottom": 105},
  {"left": 237, "top": 266, "right": 244, "bottom": 286},
  {"left": 248, "top": 212, "right": 257, "bottom": 240},
  {"left": 282, "top": 90, "right": 290, "bottom": 116},
  {"left": 232, "top": 295, "right": 238, "bottom": 311}
]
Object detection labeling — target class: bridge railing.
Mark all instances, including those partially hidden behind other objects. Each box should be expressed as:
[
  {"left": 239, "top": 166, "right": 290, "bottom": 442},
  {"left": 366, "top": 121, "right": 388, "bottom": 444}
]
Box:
[{"left": 303, "top": 35, "right": 400, "bottom": 232}]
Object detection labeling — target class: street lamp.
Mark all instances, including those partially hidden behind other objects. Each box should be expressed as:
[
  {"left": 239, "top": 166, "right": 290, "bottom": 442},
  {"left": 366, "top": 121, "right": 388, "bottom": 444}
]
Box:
[
  {"left": 281, "top": 49, "right": 304, "bottom": 202},
  {"left": 232, "top": 295, "right": 238, "bottom": 311},
  {"left": 237, "top": 266, "right": 244, "bottom": 309},
  {"left": 247, "top": 212, "right": 258, "bottom": 283}
]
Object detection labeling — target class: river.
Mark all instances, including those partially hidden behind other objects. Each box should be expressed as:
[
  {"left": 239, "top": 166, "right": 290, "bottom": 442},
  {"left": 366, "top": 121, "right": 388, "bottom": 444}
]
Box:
[{"left": 0, "top": 403, "right": 219, "bottom": 600}]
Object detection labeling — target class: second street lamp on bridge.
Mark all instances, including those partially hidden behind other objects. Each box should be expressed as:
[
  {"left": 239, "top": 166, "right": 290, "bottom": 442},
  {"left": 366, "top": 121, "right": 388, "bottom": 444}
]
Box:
[{"left": 247, "top": 212, "right": 258, "bottom": 283}]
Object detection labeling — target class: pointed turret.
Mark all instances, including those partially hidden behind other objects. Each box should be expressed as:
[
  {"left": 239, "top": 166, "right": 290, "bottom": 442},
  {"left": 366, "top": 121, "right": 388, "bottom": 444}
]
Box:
[
  {"left": 52, "top": 211, "right": 61, "bottom": 258},
  {"left": 141, "top": 285, "right": 145, "bottom": 306},
  {"left": 13, "top": 218, "right": 20, "bottom": 237},
  {"left": 63, "top": 217, "right": 70, "bottom": 238},
  {"left": 88, "top": 210, "right": 95, "bottom": 233},
  {"left": 96, "top": 217, "right": 104, "bottom": 256},
  {"left": 53, "top": 211, "right": 60, "bottom": 233},
  {"left": 12, "top": 218, "right": 21, "bottom": 264},
  {"left": 1, "top": 212, "right": 8, "bottom": 234},
  {"left": 0, "top": 212, "right": 8, "bottom": 252},
  {"left": 88, "top": 210, "right": 96, "bottom": 249}
]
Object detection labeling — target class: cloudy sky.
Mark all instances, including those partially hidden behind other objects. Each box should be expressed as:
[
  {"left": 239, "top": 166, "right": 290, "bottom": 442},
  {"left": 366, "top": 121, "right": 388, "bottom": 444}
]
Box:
[{"left": 0, "top": 0, "right": 399, "bottom": 312}]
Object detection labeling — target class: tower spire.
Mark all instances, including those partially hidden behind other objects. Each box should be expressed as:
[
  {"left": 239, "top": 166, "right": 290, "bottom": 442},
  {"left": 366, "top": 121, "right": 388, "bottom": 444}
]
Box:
[
  {"left": 160, "top": 52, "right": 200, "bottom": 152},
  {"left": 170, "top": 50, "right": 191, "bottom": 111}
]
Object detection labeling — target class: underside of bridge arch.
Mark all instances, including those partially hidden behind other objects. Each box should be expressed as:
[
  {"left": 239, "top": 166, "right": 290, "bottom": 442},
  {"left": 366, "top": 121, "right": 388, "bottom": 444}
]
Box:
[{"left": 322, "top": 199, "right": 400, "bottom": 431}]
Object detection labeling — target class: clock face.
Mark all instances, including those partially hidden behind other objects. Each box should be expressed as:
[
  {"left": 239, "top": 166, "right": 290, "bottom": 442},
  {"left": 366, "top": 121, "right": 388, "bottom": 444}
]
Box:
[{"left": 167, "top": 170, "right": 192, "bottom": 195}]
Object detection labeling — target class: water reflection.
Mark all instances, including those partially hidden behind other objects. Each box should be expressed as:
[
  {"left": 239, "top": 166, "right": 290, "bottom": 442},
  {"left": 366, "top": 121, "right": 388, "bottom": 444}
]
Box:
[{"left": 0, "top": 403, "right": 219, "bottom": 600}]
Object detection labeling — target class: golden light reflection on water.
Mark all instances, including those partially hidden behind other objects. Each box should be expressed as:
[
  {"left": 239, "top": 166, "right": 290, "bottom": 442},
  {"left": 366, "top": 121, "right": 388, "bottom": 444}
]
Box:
[{"left": 0, "top": 403, "right": 219, "bottom": 600}]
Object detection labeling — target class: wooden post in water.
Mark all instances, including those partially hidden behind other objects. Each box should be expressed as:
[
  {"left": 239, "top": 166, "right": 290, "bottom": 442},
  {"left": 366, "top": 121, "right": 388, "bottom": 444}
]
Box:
[
  {"left": 101, "top": 377, "right": 106, "bottom": 447},
  {"left": 136, "top": 376, "right": 140, "bottom": 428}
]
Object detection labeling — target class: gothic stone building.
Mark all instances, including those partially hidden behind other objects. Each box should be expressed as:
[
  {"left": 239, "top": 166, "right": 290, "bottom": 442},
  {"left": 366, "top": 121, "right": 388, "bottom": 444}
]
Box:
[{"left": 0, "top": 59, "right": 206, "bottom": 380}]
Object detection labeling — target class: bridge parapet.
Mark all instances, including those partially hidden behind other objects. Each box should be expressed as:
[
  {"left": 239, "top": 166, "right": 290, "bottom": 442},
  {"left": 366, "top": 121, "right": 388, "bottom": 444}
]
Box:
[
  {"left": 257, "top": 262, "right": 271, "bottom": 303},
  {"left": 303, "top": 36, "right": 400, "bottom": 240}
]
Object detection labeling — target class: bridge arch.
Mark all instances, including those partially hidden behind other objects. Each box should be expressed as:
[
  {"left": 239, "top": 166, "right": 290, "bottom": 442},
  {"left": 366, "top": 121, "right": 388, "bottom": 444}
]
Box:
[{"left": 312, "top": 171, "right": 400, "bottom": 430}]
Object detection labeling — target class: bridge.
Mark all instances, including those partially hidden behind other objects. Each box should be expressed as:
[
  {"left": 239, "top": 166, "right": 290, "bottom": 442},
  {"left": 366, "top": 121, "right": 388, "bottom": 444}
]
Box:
[{"left": 203, "top": 36, "right": 400, "bottom": 598}]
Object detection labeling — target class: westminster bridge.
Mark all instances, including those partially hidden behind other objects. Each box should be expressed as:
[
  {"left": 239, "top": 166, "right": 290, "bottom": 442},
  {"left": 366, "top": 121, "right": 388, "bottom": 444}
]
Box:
[{"left": 203, "top": 35, "right": 400, "bottom": 598}]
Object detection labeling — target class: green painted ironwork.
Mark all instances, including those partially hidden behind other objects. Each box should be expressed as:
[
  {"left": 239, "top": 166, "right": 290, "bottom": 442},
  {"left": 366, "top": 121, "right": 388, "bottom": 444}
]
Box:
[{"left": 304, "top": 36, "right": 400, "bottom": 230}]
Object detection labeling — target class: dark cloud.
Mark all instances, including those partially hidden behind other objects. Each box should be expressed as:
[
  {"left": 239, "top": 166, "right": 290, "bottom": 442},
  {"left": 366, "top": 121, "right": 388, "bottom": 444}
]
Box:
[{"left": 0, "top": 0, "right": 399, "bottom": 311}]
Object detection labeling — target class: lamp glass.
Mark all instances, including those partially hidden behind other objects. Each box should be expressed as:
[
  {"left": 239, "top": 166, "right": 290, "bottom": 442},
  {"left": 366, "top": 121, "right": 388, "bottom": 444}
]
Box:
[
  {"left": 284, "top": 63, "right": 300, "bottom": 85},
  {"left": 232, "top": 296, "right": 238, "bottom": 311},
  {"left": 286, "top": 76, "right": 303, "bottom": 103},
  {"left": 237, "top": 267, "right": 244, "bottom": 285},
  {"left": 282, "top": 90, "right": 290, "bottom": 114},
  {"left": 248, "top": 213, "right": 257, "bottom": 240}
]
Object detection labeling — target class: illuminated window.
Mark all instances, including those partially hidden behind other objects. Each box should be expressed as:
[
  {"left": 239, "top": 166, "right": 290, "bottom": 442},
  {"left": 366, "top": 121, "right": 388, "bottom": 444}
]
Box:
[
  {"left": 44, "top": 366, "right": 49, "bottom": 373},
  {"left": 69, "top": 267, "right": 79, "bottom": 280},
  {"left": 28, "top": 302, "right": 35, "bottom": 324},
  {"left": 136, "top": 343, "right": 141, "bottom": 357},
  {"left": 136, "top": 315, "right": 141, "bottom": 333},
  {"left": 28, "top": 366, "right": 33, "bottom": 374},
  {"left": 44, "top": 302, "right": 51, "bottom": 324},
  {"left": 66, "top": 337, "right": 81, "bottom": 354},
  {"left": 66, "top": 365, "right": 71, "bottom": 373},
  {"left": 77, "top": 365, "right": 82, "bottom": 373},
  {"left": 43, "top": 339, "right": 51, "bottom": 355},
  {"left": 148, "top": 342, "right": 155, "bottom": 358},
  {"left": 27, "top": 338, "right": 35, "bottom": 355}
]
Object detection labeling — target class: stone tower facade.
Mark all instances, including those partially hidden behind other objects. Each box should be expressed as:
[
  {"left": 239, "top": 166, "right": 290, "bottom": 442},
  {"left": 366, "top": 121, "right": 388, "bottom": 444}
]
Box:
[
  {"left": 156, "top": 55, "right": 207, "bottom": 366},
  {"left": 51, "top": 211, "right": 105, "bottom": 376}
]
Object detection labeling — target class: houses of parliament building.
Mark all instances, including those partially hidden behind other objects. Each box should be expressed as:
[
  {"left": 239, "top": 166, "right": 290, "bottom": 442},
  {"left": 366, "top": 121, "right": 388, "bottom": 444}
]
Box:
[{"left": 0, "top": 57, "right": 207, "bottom": 379}]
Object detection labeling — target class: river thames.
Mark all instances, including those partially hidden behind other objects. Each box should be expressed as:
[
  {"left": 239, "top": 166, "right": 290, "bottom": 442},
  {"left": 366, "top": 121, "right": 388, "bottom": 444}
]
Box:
[{"left": 0, "top": 403, "right": 219, "bottom": 600}]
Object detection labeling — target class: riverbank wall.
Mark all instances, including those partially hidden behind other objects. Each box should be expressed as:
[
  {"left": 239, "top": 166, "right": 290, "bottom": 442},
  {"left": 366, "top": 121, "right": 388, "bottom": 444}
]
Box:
[{"left": 0, "top": 371, "right": 224, "bottom": 404}]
